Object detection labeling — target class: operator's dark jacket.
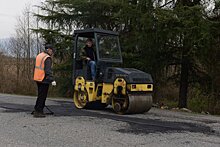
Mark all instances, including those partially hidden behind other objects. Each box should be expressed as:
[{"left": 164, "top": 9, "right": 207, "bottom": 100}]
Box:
[{"left": 80, "top": 46, "right": 96, "bottom": 62}]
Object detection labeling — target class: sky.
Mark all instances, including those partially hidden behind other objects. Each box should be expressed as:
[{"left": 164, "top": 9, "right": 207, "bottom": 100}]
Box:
[{"left": 0, "top": 0, "right": 44, "bottom": 39}]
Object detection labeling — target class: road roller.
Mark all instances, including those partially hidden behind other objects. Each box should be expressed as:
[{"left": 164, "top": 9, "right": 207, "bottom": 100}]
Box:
[{"left": 72, "top": 28, "right": 153, "bottom": 114}]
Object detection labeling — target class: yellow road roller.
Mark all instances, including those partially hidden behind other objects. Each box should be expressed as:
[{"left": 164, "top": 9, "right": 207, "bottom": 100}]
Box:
[{"left": 73, "top": 28, "right": 153, "bottom": 114}]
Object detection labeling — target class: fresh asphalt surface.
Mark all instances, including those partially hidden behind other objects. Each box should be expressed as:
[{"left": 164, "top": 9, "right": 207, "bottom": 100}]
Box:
[{"left": 0, "top": 94, "right": 220, "bottom": 147}]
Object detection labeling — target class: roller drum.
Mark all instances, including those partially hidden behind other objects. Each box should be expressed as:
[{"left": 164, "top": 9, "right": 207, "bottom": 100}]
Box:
[{"left": 126, "top": 94, "right": 152, "bottom": 114}]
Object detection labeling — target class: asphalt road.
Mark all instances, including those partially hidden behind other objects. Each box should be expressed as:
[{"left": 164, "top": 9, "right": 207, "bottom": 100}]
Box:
[{"left": 0, "top": 93, "right": 219, "bottom": 147}]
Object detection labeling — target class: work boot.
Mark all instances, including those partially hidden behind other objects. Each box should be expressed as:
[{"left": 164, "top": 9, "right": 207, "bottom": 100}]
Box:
[
  {"left": 31, "top": 110, "right": 45, "bottom": 114},
  {"left": 33, "top": 111, "right": 46, "bottom": 118}
]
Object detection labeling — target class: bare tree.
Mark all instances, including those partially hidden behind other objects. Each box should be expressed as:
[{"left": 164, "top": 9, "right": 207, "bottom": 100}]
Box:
[{"left": 4, "top": 5, "right": 44, "bottom": 94}]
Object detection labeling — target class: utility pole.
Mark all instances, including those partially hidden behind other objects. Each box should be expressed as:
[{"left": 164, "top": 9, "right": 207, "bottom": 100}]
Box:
[
  {"left": 27, "top": 11, "right": 31, "bottom": 79},
  {"left": 36, "top": 7, "right": 40, "bottom": 54}
]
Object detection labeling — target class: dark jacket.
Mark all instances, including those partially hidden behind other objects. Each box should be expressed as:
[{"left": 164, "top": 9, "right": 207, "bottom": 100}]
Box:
[
  {"left": 39, "top": 52, "right": 54, "bottom": 84},
  {"left": 81, "top": 46, "right": 96, "bottom": 61}
]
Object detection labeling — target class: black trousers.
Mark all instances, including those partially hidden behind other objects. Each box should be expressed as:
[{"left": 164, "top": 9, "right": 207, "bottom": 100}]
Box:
[{"left": 34, "top": 82, "right": 49, "bottom": 112}]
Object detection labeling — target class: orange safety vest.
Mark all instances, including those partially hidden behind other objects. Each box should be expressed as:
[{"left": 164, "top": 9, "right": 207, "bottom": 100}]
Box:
[{"left": 33, "top": 52, "right": 50, "bottom": 82}]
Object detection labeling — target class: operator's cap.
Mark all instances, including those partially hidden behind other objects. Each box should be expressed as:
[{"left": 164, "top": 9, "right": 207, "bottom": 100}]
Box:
[{"left": 45, "top": 44, "right": 55, "bottom": 52}]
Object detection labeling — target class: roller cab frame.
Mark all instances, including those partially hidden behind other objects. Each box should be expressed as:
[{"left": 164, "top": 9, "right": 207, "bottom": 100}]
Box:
[{"left": 73, "top": 28, "right": 153, "bottom": 114}]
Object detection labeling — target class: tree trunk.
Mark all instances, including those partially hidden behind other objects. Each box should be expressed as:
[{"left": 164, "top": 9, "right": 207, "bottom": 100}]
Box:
[{"left": 178, "top": 55, "right": 189, "bottom": 108}]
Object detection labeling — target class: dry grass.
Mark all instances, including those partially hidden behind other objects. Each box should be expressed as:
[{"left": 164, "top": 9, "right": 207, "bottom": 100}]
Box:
[{"left": 0, "top": 54, "right": 36, "bottom": 95}]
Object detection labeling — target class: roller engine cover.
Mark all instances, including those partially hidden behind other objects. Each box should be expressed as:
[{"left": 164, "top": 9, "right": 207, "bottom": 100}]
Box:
[{"left": 103, "top": 67, "right": 153, "bottom": 84}]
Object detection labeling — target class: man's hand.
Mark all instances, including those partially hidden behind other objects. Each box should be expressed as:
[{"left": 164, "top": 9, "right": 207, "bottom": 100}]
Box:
[
  {"left": 86, "top": 57, "right": 91, "bottom": 61},
  {"left": 52, "top": 81, "right": 56, "bottom": 86}
]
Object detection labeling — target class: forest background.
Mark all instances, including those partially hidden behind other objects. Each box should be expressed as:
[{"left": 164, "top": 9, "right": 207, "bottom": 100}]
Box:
[{"left": 0, "top": 0, "right": 219, "bottom": 114}]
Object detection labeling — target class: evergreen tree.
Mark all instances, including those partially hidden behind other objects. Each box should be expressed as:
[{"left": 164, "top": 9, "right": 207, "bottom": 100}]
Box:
[{"left": 33, "top": 0, "right": 220, "bottom": 113}]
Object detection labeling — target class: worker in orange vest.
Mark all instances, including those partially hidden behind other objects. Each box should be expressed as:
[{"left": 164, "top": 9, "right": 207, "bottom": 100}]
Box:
[{"left": 32, "top": 44, "right": 56, "bottom": 118}]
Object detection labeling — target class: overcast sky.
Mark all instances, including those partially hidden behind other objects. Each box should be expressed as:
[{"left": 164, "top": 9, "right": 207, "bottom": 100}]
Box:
[{"left": 0, "top": 0, "right": 44, "bottom": 39}]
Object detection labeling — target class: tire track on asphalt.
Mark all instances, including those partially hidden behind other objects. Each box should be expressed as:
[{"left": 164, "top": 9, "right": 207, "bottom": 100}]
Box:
[{"left": 0, "top": 95, "right": 219, "bottom": 137}]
